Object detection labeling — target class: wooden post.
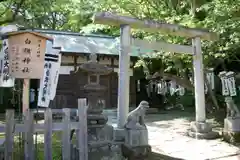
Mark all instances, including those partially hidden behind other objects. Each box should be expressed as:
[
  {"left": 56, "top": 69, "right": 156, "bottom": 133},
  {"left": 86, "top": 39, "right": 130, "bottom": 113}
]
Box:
[
  {"left": 62, "top": 108, "right": 71, "bottom": 160},
  {"left": 22, "top": 79, "right": 30, "bottom": 160},
  {"left": 5, "top": 110, "right": 14, "bottom": 160},
  {"left": 24, "top": 109, "right": 34, "bottom": 160},
  {"left": 78, "top": 98, "right": 88, "bottom": 160},
  {"left": 22, "top": 79, "right": 30, "bottom": 113},
  {"left": 73, "top": 55, "right": 78, "bottom": 72},
  {"left": 44, "top": 108, "right": 52, "bottom": 160}
]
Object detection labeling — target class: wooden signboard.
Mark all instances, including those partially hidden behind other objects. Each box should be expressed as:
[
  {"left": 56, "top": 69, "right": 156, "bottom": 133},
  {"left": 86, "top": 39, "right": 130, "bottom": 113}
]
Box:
[{"left": 6, "top": 31, "right": 53, "bottom": 79}]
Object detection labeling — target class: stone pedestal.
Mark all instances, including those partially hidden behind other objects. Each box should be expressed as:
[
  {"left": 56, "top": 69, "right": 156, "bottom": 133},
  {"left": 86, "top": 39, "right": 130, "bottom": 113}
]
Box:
[
  {"left": 113, "top": 128, "right": 126, "bottom": 142},
  {"left": 223, "top": 117, "right": 240, "bottom": 143},
  {"left": 121, "top": 129, "right": 151, "bottom": 159},
  {"left": 188, "top": 121, "right": 219, "bottom": 139},
  {"left": 224, "top": 117, "right": 240, "bottom": 131},
  {"left": 125, "top": 129, "right": 148, "bottom": 147}
]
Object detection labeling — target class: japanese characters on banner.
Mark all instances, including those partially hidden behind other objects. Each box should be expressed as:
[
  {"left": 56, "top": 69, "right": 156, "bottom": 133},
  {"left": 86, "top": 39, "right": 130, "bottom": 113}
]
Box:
[
  {"left": 38, "top": 41, "right": 61, "bottom": 107},
  {"left": 0, "top": 38, "right": 15, "bottom": 87},
  {"left": 49, "top": 47, "right": 61, "bottom": 100},
  {"left": 207, "top": 68, "right": 215, "bottom": 90},
  {"left": 0, "top": 25, "right": 18, "bottom": 87},
  {"left": 219, "top": 71, "right": 229, "bottom": 96},
  {"left": 38, "top": 41, "right": 53, "bottom": 107},
  {"left": 178, "top": 85, "right": 185, "bottom": 96},
  {"left": 205, "top": 68, "right": 215, "bottom": 94},
  {"left": 169, "top": 80, "right": 176, "bottom": 96},
  {"left": 225, "top": 71, "right": 237, "bottom": 96},
  {"left": 157, "top": 81, "right": 167, "bottom": 95},
  {"left": 219, "top": 71, "right": 237, "bottom": 97},
  {"left": 7, "top": 32, "right": 49, "bottom": 79}
]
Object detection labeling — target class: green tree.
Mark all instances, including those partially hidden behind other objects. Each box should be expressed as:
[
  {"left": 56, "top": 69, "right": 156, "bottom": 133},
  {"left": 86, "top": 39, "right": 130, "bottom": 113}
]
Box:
[
  {"left": 79, "top": 0, "right": 240, "bottom": 110},
  {"left": 1, "top": 0, "right": 240, "bottom": 111}
]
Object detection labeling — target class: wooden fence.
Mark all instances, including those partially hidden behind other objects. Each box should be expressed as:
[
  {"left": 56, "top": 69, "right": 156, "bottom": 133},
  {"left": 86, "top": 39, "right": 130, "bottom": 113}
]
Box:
[{"left": 0, "top": 99, "right": 88, "bottom": 160}]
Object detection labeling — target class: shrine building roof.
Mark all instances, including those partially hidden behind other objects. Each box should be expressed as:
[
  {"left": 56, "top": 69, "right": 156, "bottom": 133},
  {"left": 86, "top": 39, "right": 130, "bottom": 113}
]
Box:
[{"left": 19, "top": 28, "right": 154, "bottom": 57}]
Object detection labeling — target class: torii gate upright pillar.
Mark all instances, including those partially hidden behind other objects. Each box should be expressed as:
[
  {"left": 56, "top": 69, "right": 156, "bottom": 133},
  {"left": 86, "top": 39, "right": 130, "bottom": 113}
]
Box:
[
  {"left": 192, "top": 37, "right": 206, "bottom": 122},
  {"left": 117, "top": 24, "right": 131, "bottom": 128},
  {"left": 188, "top": 37, "right": 218, "bottom": 138}
]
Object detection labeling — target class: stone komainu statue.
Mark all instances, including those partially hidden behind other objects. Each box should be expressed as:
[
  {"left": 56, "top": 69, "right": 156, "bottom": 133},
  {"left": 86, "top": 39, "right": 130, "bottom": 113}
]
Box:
[{"left": 125, "top": 101, "right": 149, "bottom": 130}]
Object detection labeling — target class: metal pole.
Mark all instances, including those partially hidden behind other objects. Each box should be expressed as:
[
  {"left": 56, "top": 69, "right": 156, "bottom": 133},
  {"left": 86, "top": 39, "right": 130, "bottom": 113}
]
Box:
[{"left": 117, "top": 24, "right": 131, "bottom": 128}]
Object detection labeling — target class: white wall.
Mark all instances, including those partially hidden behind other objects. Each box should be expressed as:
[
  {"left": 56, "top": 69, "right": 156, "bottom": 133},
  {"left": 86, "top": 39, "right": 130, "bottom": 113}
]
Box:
[{"left": 60, "top": 66, "right": 74, "bottom": 75}]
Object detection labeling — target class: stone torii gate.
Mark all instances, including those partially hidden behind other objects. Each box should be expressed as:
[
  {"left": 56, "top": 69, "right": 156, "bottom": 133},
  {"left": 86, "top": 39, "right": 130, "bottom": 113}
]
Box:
[{"left": 93, "top": 12, "right": 219, "bottom": 138}]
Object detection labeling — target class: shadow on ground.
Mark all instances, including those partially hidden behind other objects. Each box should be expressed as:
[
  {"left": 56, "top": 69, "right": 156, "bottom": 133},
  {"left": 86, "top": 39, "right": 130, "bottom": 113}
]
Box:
[
  {"left": 145, "top": 110, "right": 195, "bottom": 123},
  {"left": 149, "top": 152, "right": 183, "bottom": 160}
]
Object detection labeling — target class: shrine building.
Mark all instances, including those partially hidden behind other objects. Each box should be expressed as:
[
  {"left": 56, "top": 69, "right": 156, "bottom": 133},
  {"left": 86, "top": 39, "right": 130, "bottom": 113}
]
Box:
[{"left": 21, "top": 29, "right": 154, "bottom": 109}]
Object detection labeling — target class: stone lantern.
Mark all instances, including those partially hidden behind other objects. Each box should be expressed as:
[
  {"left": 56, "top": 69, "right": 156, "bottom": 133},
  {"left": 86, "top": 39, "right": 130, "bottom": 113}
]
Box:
[{"left": 79, "top": 53, "right": 112, "bottom": 129}]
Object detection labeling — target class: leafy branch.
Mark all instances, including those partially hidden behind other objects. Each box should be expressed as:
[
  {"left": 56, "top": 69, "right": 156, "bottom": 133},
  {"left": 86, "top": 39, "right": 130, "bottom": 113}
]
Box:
[{"left": 0, "top": 0, "right": 25, "bottom": 25}]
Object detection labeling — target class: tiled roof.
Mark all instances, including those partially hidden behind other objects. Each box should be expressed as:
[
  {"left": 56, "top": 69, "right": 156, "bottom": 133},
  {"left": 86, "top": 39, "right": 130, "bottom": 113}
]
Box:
[{"left": 23, "top": 29, "right": 152, "bottom": 57}]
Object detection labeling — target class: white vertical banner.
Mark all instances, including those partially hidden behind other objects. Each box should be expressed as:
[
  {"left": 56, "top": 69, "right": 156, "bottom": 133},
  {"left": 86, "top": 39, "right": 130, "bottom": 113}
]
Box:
[
  {"left": 0, "top": 43, "right": 3, "bottom": 59},
  {"left": 0, "top": 46, "right": 3, "bottom": 72},
  {"left": 219, "top": 71, "right": 229, "bottom": 96},
  {"left": 169, "top": 80, "right": 176, "bottom": 96},
  {"left": 137, "top": 80, "right": 140, "bottom": 92},
  {"left": 210, "top": 72, "right": 215, "bottom": 90},
  {"left": 0, "top": 39, "right": 15, "bottom": 87},
  {"left": 157, "top": 80, "right": 167, "bottom": 95},
  {"left": 178, "top": 85, "right": 185, "bottom": 96},
  {"left": 146, "top": 84, "right": 150, "bottom": 97},
  {"left": 157, "top": 82, "right": 162, "bottom": 94},
  {"left": 164, "top": 81, "right": 168, "bottom": 94},
  {"left": 206, "top": 68, "right": 215, "bottom": 90},
  {"left": 38, "top": 41, "right": 53, "bottom": 107},
  {"left": 204, "top": 82, "right": 208, "bottom": 94},
  {"left": 0, "top": 25, "right": 18, "bottom": 87},
  {"left": 226, "top": 71, "right": 237, "bottom": 97},
  {"left": 49, "top": 47, "right": 61, "bottom": 100},
  {"left": 223, "top": 77, "right": 230, "bottom": 96}
]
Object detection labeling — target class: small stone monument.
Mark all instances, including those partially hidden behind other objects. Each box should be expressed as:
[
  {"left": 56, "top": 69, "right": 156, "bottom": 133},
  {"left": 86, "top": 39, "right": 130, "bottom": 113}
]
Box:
[{"left": 219, "top": 71, "right": 240, "bottom": 143}]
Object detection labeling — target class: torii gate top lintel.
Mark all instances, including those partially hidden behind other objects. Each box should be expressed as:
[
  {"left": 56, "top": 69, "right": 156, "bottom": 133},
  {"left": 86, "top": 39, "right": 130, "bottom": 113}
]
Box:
[{"left": 93, "top": 12, "right": 219, "bottom": 41}]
